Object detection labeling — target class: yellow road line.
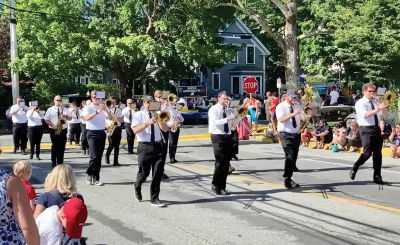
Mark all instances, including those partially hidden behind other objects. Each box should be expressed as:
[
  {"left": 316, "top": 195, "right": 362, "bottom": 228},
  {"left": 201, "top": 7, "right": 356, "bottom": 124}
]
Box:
[
  {"left": 173, "top": 162, "right": 400, "bottom": 214},
  {"left": 0, "top": 134, "right": 211, "bottom": 151}
]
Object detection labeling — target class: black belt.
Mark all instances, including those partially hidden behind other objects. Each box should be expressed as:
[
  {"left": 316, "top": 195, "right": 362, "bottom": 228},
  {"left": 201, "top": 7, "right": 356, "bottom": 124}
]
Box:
[
  {"left": 139, "top": 141, "right": 163, "bottom": 145},
  {"left": 211, "top": 134, "right": 232, "bottom": 138},
  {"left": 279, "top": 132, "right": 299, "bottom": 136},
  {"left": 13, "top": 123, "right": 27, "bottom": 126},
  {"left": 360, "top": 125, "right": 379, "bottom": 129}
]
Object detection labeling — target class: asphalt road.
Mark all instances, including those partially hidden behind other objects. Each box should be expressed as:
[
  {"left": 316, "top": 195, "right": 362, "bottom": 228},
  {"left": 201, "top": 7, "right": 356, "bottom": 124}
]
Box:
[{"left": 1, "top": 125, "right": 400, "bottom": 245}]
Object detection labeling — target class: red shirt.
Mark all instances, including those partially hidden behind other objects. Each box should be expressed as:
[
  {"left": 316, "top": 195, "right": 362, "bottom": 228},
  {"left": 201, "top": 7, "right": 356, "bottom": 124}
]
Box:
[
  {"left": 22, "top": 179, "right": 37, "bottom": 200},
  {"left": 269, "top": 97, "right": 279, "bottom": 113}
]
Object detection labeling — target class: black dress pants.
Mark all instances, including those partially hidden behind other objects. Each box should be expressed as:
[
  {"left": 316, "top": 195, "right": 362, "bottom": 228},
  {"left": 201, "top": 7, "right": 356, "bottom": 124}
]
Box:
[
  {"left": 13, "top": 123, "right": 28, "bottom": 150},
  {"left": 125, "top": 123, "right": 135, "bottom": 153},
  {"left": 278, "top": 132, "right": 301, "bottom": 179},
  {"left": 352, "top": 126, "right": 383, "bottom": 176},
  {"left": 49, "top": 128, "right": 67, "bottom": 165},
  {"left": 134, "top": 142, "right": 164, "bottom": 200},
  {"left": 168, "top": 128, "right": 180, "bottom": 160},
  {"left": 80, "top": 124, "right": 88, "bottom": 151},
  {"left": 69, "top": 123, "right": 81, "bottom": 144},
  {"left": 86, "top": 130, "right": 106, "bottom": 181},
  {"left": 211, "top": 134, "right": 233, "bottom": 190},
  {"left": 28, "top": 125, "right": 43, "bottom": 157},
  {"left": 161, "top": 131, "right": 169, "bottom": 164},
  {"left": 105, "top": 128, "right": 122, "bottom": 163},
  {"left": 232, "top": 130, "right": 239, "bottom": 155}
]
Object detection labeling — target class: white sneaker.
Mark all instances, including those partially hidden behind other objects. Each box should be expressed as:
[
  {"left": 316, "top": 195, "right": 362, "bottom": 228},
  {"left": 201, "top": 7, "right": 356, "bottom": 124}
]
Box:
[
  {"left": 86, "top": 175, "right": 92, "bottom": 185},
  {"left": 94, "top": 181, "right": 104, "bottom": 186}
]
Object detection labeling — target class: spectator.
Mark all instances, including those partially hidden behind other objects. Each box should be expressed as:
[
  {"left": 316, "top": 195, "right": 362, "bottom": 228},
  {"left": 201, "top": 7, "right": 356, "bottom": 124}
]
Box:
[
  {"left": 326, "top": 123, "right": 347, "bottom": 150},
  {"left": 312, "top": 119, "right": 333, "bottom": 149},
  {"left": 329, "top": 86, "right": 339, "bottom": 106},
  {"left": 264, "top": 91, "right": 272, "bottom": 123},
  {"left": 268, "top": 92, "right": 279, "bottom": 126},
  {"left": 388, "top": 123, "right": 400, "bottom": 158},
  {"left": 0, "top": 167, "right": 40, "bottom": 245},
  {"left": 301, "top": 128, "right": 312, "bottom": 147},
  {"left": 35, "top": 197, "right": 88, "bottom": 245},
  {"left": 246, "top": 94, "right": 261, "bottom": 131},
  {"left": 346, "top": 121, "right": 362, "bottom": 152},
  {"left": 34, "top": 164, "right": 81, "bottom": 218},
  {"left": 13, "top": 160, "right": 37, "bottom": 212}
]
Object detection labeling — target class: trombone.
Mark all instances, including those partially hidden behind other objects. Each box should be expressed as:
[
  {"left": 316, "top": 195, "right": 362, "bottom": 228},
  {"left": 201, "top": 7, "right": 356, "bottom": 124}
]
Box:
[
  {"left": 149, "top": 102, "right": 170, "bottom": 143},
  {"left": 229, "top": 104, "right": 253, "bottom": 135}
]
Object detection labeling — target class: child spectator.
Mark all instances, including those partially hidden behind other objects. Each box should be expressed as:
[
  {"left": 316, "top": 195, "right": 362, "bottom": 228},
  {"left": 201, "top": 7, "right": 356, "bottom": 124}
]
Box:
[
  {"left": 388, "top": 123, "right": 400, "bottom": 158},
  {"left": 326, "top": 124, "right": 347, "bottom": 151},
  {"left": 13, "top": 160, "right": 37, "bottom": 212},
  {"left": 312, "top": 119, "right": 333, "bottom": 149},
  {"left": 34, "top": 164, "right": 81, "bottom": 218},
  {"left": 35, "top": 197, "right": 87, "bottom": 245},
  {"left": 346, "top": 121, "right": 362, "bottom": 152},
  {"left": 301, "top": 128, "right": 312, "bottom": 147}
]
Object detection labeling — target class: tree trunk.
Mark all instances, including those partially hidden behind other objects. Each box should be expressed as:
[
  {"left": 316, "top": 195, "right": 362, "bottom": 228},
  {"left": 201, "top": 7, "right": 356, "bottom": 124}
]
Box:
[{"left": 284, "top": 0, "right": 300, "bottom": 90}]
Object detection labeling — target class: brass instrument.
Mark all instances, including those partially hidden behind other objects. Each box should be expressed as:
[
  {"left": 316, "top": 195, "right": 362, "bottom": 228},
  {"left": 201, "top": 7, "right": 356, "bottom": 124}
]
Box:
[
  {"left": 300, "top": 106, "right": 313, "bottom": 130},
  {"left": 55, "top": 115, "right": 65, "bottom": 135},
  {"left": 107, "top": 113, "right": 118, "bottom": 136},
  {"left": 157, "top": 111, "right": 170, "bottom": 123},
  {"left": 381, "top": 90, "right": 397, "bottom": 110},
  {"left": 231, "top": 105, "right": 253, "bottom": 135},
  {"left": 168, "top": 93, "right": 177, "bottom": 104},
  {"left": 171, "top": 112, "right": 181, "bottom": 133}
]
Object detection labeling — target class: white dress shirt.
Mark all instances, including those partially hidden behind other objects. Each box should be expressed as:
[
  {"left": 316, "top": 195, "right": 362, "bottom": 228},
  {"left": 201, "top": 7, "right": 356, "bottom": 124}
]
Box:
[
  {"left": 355, "top": 96, "right": 382, "bottom": 126},
  {"left": 10, "top": 104, "right": 29, "bottom": 123},
  {"left": 106, "top": 107, "right": 123, "bottom": 127},
  {"left": 131, "top": 109, "right": 162, "bottom": 142},
  {"left": 276, "top": 101, "right": 301, "bottom": 134},
  {"left": 330, "top": 90, "right": 339, "bottom": 105},
  {"left": 68, "top": 108, "right": 82, "bottom": 124},
  {"left": 122, "top": 107, "right": 136, "bottom": 124},
  {"left": 26, "top": 109, "right": 43, "bottom": 127},
  {"left": 79, "top": 109, "right": 86, "bottom": 125},
  {"left": 208, "top": 103, "right": 234, "bottom": 135},
  {"left": 82, "top": 104, "right": 107, "bottom": 130},
  {"left": 44, "top": 106, "right": 68, "bottom": 129},
  {"left": 165, "top": 105, "right": 184, "bottom": 128}
]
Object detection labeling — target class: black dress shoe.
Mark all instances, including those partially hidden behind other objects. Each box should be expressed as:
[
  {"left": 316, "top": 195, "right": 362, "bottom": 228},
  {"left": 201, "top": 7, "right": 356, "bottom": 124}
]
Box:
[
  {"left": 170, "top": 159, "right": 178, "bottom": 164},
  {"left": 105, "top": 156, "right": 110, "bottom": 165},
  {"left": 231, "top": 154, "right": 239, "bottom": 161},
  {"left": 22, "top": 150, "right": 27, "bottom": 155},
  {"left": 51, "top": 163, "right": 56, "bottom": 168},
  {"left": 128, "top": 151, "right": 134, "bottom": 154},
  {"left": 162, "top": 173, "right": 169, "bottom": 180},
  {"left": 29, "top": 155, "right": 33, "bottom": 160},
  {"left": 373, "top": 175, "right": 386, "bottom": 185},
  {"left": 82, "top": 150, "right": 86, "bottom": 155},
  {"left": 228, "top": 166, "right": 235, "bottom": 174},
  {"left": 134, "top": 186, "right": 142, "bottom": 201},
  {"left": 13, "top": 148, "right": 17, "bottom": 154},
  {"left": 113, "top": 162, "right": 121, "bottom": 166},
  {"left": 36, "top": 156, "right": 41, "bottom": 160},
  {"left": 349, "top": 169, "right": 356, "bottom": 180},
  {"left": 211, "top": 185, "right": 222, "bottom": 195},
  {"left": 220, "top": 189, "right": 231, "bottom": 195},
  {"left": 293, "top": 167, "right": 301, "bottom": 172},
  {"left": 284, "top": 178, "right": 300, "bottom": 189}
]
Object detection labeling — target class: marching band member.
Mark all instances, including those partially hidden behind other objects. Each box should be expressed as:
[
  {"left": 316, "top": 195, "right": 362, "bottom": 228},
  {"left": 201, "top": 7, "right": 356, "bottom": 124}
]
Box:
[
  {"left": 349, "top": 83, "right": 387, "bottom": 184},
  {"left": 44, "top": 95, "right": 71, "bottom": 167},
  {"left": 10, "top": 96, "right": 29, "bottom": 154},
  {"left": 154, "top": 90, "right": 170, "bottom": 179},
  {"left": 68, "top": 102, "right": 82, "bottom": 146},
  {"left": 226, "top": 98, "right": 239, "bottom": 175},
  {"left": 122, "top": 98, "right": 136, "bottom": 154},
  {"left": 82, "top": 91, "right": 112, "bottom": 186},
  {"left": 26, "top": 101, "right": 43, "bottom": 160},
  {"left": 166, "top": 95, "right": 184, "bottom": 164},
  {"left": 276, "top": 90, "right": 302, "bottom": 189},
  {"left": 80, "top": 100, "right": 90, "bottom": 155},
  {"left": 105, "top": 98, "right": 124, "bottom": 166},
  {"left": 208, "top": 91, "right": 236, "bottom": 195},
  {"left": 132, "top": 96, "right": 169, "bottom": 207}
]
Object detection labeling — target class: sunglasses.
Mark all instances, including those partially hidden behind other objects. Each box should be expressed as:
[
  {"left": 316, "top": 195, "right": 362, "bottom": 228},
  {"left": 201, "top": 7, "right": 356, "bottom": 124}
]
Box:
[
  {"left": 55, "top": 99, "right": 62, "bottom": 102},
  {"left": 367, "top": 90, "right": 376, "bottom": 93}
]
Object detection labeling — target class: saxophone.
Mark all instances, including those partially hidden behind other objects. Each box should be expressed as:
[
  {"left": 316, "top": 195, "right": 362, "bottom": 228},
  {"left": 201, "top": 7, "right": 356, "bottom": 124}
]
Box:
[
  {"left": 107, "top": 103, "right": 118, "bottom": 137},
  {"left": 55, "top": 115, "right": 65, "bottom": 135},
  {"left": 171, "top": 116, "right": 181, "bottom": 133}
]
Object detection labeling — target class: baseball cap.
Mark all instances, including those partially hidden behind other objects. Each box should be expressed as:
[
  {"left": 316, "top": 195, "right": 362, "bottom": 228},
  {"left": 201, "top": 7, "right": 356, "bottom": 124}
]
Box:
[
  {"left": 63, "top": 197, "right": 88, "bottom": 239},
  {"left": 142, "top": 96, "right": 153, "bottom": 102},
  {"left": 286, "top": 89, "right": 298, "bottom": 99}
]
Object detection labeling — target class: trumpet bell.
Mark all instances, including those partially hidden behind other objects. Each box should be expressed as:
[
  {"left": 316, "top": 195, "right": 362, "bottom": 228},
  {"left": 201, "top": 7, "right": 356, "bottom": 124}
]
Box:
[
  {"left": 158, "top": 111, "right": 171, "bottom": 123},
  {"left": 168, "top": 93, "right": 177, "bottom": 103},
  {"left": 237, "top": 107, "right": 248, "bottom": 117}
]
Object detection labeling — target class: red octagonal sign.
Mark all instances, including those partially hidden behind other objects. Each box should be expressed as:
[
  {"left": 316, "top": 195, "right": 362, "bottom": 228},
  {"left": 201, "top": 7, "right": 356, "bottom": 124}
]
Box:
[{"left": 243, "top": 76, "right": 258, "bottom": 94}]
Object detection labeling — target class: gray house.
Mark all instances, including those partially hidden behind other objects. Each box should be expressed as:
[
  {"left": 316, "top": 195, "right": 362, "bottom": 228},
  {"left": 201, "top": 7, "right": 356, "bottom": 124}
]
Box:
[{"left": 202, "top": 18, "right": 270, "bottom": 98}]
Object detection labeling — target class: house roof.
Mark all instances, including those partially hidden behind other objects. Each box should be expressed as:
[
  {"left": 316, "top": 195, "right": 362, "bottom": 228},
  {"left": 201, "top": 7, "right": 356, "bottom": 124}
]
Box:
[
  {"left": 234, "top": 18, "right": 271, "bottom": 56},
  {"left": 228, "top": 65, "right": 264, "bottom": 73}
]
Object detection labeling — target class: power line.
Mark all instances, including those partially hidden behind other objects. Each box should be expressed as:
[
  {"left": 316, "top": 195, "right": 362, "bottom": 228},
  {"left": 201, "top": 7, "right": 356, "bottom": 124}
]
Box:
[{"left": 0, "top": 2, "right": 89, "bottom": 22}]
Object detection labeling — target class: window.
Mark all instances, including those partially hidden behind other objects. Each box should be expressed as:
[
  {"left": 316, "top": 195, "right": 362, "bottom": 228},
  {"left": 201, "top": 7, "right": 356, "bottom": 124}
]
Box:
[
  {"left": 230, "top": 52, "right": 238, "bottom": 64},
  {"left": 232, "top": 76, "right": 240, "bottom": 94},
  {"left": 246, "top": 46, "right": 255, "bottom": 64},
  {"left": 212, "top": 73, "right": 220, "bottom": 90}
]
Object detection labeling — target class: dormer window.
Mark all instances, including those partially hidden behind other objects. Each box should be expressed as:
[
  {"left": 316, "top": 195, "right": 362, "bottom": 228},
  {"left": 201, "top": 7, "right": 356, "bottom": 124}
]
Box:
[{"left": 246, "top": 46, "right": 255, "bottom": 64}]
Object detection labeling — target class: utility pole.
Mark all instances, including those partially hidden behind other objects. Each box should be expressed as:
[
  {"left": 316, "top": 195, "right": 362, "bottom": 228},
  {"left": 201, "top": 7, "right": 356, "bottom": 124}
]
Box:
[{"left": 9, "top": 0, "right": 19, "bottom": 102}]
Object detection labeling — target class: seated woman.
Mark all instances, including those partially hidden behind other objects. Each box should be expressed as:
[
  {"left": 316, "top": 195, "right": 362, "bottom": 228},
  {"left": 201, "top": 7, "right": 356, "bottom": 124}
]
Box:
[
  {"left": 346, "top": 121, "right": 362, "bottom": 152},
  {"left": 301, "top": 128, "right": 312, "bottom": 147},
  {"left": 388, "top": 123, "right": 400, "bottom": 158},
  {"left": 312, "top": 119, "right": 332, "bottom": 149},
  {"left": 326, "top": 124, "right": 347, "bottom": 150}
]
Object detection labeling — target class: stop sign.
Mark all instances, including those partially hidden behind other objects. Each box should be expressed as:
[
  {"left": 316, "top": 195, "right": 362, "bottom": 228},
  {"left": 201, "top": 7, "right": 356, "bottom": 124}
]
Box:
[{"left": 243, "top": 76, "right": 258, "bottom": 94}]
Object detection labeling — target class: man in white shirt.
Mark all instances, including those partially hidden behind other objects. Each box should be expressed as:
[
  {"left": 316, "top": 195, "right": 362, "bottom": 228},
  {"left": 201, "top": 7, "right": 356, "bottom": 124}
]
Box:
[
  {"left": 10, "top": 96, "right": 29, "bottom": 154},
  {"left": 67, "top": 102, "right": 82, "bottom": 146},
  {"left": 132, "top": 96, "right": 169, "bottom": 207},
  {"left": 44, "top": 95, "right": 71, "bottom": 167},
  {"left": 122, "top": 98, "right": 136, "bottom": 154},
  {"left": 276, "top": 90, "right": 302, "bottom": 189},
  {"left": 329, "top": 86, "right": 339, "bottom": 105},
  {"left": 350, "top": 83, "right": 387, "bottom": 184},
  {"left": 27, "top": 101, "right": 44, "bottom": 160},
  {"left": 82, "top": 91, "right": 112, "bottom": 186},
  {"left": 80, "top": 100, "right": 91, "bottom": 155},
  {"left": 166, "top": 101, "right": 184, "bottom": 163},
  {"left": 208, "top": 91, "right": 236, "bottom": 195},
  {"left": 105, "top": 97, "right": 124, "bottom": 166}
]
